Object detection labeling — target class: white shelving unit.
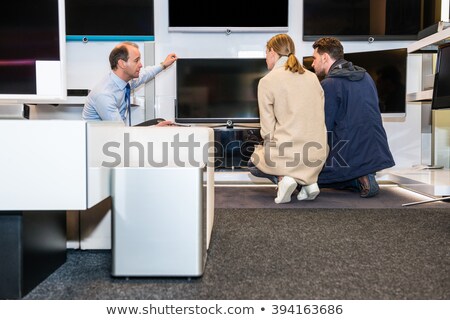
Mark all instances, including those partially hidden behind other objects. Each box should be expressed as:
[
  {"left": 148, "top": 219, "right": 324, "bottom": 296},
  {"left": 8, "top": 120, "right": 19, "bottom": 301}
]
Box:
[
  {"left": 398, "top": 25, "right": 450, "bottom": 195},
  {"left": 407, "top": 25, "right": 450, "bottom": 53},
  {"left": 406, "top": 25, "right": 450, "bottom": 103},
  {"left": 406, "top": 89, "right": 433, "bottom": 102}
]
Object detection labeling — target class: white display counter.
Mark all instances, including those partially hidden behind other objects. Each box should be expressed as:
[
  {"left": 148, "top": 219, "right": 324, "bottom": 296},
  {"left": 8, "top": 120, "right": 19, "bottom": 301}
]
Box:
[{"left": 0, "top": 120, "right": 215, "bottom": 297}]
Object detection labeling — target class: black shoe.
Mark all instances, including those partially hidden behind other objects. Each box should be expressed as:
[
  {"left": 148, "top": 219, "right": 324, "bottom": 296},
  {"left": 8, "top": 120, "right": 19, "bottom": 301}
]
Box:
[{"left": 358, "top": 174, "right": 379, "bottom": 198}]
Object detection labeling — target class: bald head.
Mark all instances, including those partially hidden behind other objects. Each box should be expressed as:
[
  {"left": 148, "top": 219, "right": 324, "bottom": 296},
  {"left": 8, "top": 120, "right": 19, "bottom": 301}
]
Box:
[{"left": 109, "top": 42, "right": 139, "bottom": 70}]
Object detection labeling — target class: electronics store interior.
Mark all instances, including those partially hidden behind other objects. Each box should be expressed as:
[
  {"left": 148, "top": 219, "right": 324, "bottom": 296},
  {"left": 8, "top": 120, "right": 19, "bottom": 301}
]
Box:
[{"left": 1, "top": 0, "right": 449, "bottom": 301}]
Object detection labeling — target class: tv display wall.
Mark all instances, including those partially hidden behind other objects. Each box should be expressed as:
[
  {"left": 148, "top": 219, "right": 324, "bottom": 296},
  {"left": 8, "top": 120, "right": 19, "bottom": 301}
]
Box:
[
  {"left": 168, "top": 0, "right": 288, "bottom": 32},
  {"left": 303, "top": 48, "right": 407, "bottom": 115}
]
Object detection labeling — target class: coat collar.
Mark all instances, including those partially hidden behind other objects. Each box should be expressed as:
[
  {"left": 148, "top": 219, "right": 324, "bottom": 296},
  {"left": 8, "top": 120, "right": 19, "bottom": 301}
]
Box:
[{"left": 274, "top": 56, "right": 289, "bottom": 69}]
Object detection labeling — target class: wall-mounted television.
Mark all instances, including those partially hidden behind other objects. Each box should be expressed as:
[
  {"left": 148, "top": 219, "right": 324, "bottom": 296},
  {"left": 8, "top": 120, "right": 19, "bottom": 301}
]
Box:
[
  {"left": 303, "top": 48, "right": 407, "bottom": 115},
  {"left": 0, "top": 0, "right": 66, "bottom": 102},
  {"left": 303, "top": 0, "right": 422, "bottom": 41},
  {"left": 168, "top": 0, "right": 288, "bottom": 32},
  {"left": 65, "top": 0, "right": 154, "bottom": 42},
  {"left": 432, "top": 43, "right": 450, "bottom": 110},
  {"left": 175, "top": 58, "right": 268, "bottom": 124}
]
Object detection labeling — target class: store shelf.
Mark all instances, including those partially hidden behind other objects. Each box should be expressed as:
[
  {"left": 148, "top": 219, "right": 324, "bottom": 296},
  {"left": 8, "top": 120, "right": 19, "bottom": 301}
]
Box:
[
  {"left": 408, "top": 26, "right": 450, "bottom": 53},
  {"left": 406, "top": 89, "right": 433, "bottom": 102},
  {"left": 18, "top": 96, "right": 87, "bottom": 105},
  {"left": 406, "top": 26, "right": 450, "bottom": 103},
  {"left": 25, "top": 97, "right": 141, "bottom": 107}
]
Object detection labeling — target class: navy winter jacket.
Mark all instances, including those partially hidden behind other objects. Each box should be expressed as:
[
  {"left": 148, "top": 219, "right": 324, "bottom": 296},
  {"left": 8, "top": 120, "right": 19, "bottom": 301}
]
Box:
[{"left": 318, "top": 59, "right": 395, "bottom": 184}]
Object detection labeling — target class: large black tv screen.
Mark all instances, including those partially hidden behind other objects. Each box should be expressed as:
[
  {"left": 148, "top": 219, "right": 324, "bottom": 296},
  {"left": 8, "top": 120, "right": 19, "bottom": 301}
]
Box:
[
  {"left": 303, "top": 0, "right": 421, "bottom": 41},
  {"left": 303, "top": 48, "right": 407, "bottom": 115},
  {"left": 65, "top": 0, "right": 154, "bottom": 39},
  {"left": 169, "top": 0, "right": 288, "bottom": 32},
  {"left": 432, "top": 43, "right": 450, "bottom": 110},
  {"left": 176, "top": 59, "right": 268, "bottom": 124}
]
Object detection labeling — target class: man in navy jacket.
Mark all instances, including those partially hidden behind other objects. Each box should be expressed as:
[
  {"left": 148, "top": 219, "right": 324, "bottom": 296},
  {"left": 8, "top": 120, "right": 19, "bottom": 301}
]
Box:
[{"left": 311, "top": 37, "right": 395, "bottom": 198}]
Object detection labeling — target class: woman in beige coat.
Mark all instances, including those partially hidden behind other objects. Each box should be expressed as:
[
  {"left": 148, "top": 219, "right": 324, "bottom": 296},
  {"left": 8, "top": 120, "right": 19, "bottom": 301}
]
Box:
[{"left": 249, "top": 34, "right": 328, "bottom": 203}]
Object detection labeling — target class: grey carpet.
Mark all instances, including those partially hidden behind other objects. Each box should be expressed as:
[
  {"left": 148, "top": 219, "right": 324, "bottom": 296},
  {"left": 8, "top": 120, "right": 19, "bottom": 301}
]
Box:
[{"left": 24, "top": 207, "right": 450, "bottom": 300}]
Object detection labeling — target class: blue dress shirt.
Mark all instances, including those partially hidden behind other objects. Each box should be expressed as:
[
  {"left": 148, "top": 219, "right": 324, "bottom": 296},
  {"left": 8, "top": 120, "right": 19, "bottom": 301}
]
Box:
[{"left": 82, "top": 65, "right": 163, "bottom": 122}]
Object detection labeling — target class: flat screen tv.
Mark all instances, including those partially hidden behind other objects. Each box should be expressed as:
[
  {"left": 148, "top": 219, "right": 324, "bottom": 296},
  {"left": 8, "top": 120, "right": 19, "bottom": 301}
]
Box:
[
  {"left": 432, "top": 43, "right": 450, "bottom": 110},
  {"left": 0, "top": 0, "right": 66, "bottom": 102},
  {"left": 168, "top": 0, "right": 288, "bottom": 32},
  {"left": 303, "top": 0, "right": 422, "bottom": 41},
  {"left": 175, "top": 58, "right": 268, "bottom": 124},
  {"left": 65, "top": 0, "right": 154, "bottom": 42},
  {"left": 303, "top": 48, "right": 407, "bottom": 115}
]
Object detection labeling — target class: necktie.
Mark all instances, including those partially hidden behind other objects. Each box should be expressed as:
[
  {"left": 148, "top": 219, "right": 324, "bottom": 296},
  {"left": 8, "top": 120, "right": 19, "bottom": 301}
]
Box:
[{"left": 125, "top": 83, "right": 131, "bottom": 126}]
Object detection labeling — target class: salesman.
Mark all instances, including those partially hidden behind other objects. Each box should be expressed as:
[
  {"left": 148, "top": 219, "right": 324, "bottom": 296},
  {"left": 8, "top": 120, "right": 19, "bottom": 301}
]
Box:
[{"left": 82, "top": 41, "right": 177, "bottom": 126}]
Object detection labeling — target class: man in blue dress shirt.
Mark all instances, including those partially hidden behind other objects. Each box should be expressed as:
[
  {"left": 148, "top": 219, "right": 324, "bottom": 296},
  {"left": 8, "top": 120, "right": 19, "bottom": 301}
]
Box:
[{"left": 82, "top": 41, "right": 177, "bottom": 126}]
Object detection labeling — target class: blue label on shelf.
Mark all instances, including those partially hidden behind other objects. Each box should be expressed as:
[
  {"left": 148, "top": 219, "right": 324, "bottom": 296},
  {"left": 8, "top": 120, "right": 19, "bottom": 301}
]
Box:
[{"left": 66, "top": 35, "right": 155, "bottom": 42}]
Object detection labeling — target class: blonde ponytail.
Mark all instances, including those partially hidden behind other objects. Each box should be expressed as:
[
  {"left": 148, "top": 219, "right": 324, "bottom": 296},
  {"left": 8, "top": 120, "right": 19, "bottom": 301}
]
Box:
[
  {"left": 267, "top": 34, "right": 305, "bottom": 74},
  {"left": 285, "top": 54, "right": 305, "bottom": 74}
]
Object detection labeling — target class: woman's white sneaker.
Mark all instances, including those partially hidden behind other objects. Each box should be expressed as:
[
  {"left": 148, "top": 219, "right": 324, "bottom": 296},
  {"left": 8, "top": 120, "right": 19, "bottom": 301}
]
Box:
[
  {"left": 274, "top": 176, "right": 297, "bottom": 204},
  {"left": 297, "top": 183, "right": 320, "bottom": 201}
]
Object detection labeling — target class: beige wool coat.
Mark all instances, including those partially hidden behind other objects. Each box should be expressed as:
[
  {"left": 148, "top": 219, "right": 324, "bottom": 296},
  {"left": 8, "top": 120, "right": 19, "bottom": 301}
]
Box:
[{"left": 251, "top": 57, "right": 328, "bottom": 185}]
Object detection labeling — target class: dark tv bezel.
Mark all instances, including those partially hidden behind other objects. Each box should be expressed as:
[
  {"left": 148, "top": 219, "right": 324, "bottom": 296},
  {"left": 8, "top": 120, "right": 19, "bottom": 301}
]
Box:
[
  {"left": 175, "top": 58, "right": 265, "bottom": 125},
  {"left": 432, "top": 43, "right": 450, "bottom": 110}
]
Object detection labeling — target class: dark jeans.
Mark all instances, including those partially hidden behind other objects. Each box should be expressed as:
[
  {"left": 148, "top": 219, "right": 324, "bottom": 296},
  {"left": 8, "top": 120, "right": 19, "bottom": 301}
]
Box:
[
  {"left": 318, "top": 178, "right": 360, "bottom": 191},
  {"left": 247, "top": 160, "right": 278, "bottom": 185},
  {"left": 248, "top": 160, "right": 361, "bottom": 191}
]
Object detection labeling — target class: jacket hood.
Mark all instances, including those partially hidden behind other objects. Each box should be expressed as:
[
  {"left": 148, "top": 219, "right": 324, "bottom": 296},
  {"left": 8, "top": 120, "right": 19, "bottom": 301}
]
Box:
[{"left": 326, "top": 59, "right": 366, "bottom": 81}]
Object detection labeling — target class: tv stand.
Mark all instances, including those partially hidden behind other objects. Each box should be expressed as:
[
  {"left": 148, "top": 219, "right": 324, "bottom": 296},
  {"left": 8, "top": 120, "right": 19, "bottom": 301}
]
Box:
[{"left": 213, "top": 126, "right": 262, "bottom": 169}]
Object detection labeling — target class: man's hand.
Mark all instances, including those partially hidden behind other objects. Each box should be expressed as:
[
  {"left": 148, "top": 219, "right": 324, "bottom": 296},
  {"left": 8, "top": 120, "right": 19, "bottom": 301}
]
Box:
[
  {"left": 155, "top": 120, "right": 174, "bottom": 127},
  {"left": 161, "top": 53, "right": 178, "bottom": 69}
]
